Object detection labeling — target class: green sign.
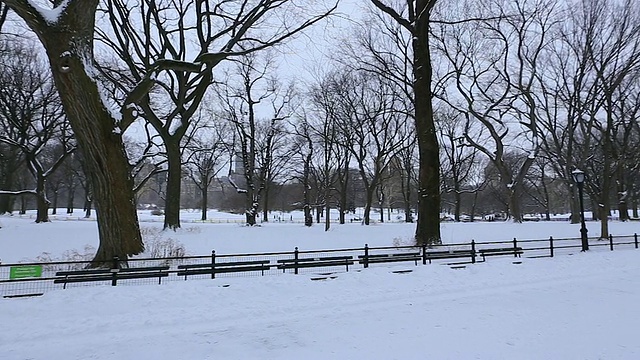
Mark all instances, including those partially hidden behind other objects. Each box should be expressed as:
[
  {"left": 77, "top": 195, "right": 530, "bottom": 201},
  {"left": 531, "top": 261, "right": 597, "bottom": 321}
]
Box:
[{"left": 9, "top": 265, "right": 43, "bottom": 280}]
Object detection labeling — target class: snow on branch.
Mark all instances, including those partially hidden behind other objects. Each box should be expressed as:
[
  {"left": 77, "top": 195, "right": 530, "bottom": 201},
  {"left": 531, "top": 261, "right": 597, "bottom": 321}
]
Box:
[
  {"left": 227, "top": 175, "right": 247, "bottom": 194},
  {"left": 25, "top": 0, "right": 70, "bottom": 25},
  {"left": 0, "top": 189, "right": 37, "bottom": 196}
]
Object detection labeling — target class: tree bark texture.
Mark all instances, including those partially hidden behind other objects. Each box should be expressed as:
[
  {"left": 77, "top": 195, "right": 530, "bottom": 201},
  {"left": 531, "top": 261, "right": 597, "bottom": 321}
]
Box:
[
  {"left": 163, "top": 140, "right": 182, "bottom": 230},
  {"left": 200, "top": 174, "right": 208, "bottom": 221}
]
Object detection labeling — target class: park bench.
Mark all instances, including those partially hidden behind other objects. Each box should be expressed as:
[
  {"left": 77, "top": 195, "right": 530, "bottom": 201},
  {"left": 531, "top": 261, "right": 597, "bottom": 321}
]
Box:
[
  {"left": 277, "top": 256, "right": 354, "bottom": 274},
  {"left": 177, "top": 260, "right": 271, "bottom": 279},
  {"left": 423, "top": 250, "right": 475, "bottom": 264},
  {"left": 54, "top": 265, "right": 170, "bottom": 289},
  {"left": 358, "top": 252, "right": 422, "bottom": 267},
  {"left": 477, "top": 247, "right": 524, "bottom": 262}
]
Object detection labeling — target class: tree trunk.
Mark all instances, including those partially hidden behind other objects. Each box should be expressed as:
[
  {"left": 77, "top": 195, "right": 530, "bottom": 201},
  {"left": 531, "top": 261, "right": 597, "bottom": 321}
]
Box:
[
  {"left": 617, "top": 166, "right": 629, "bottom": 221},
  {"left": 66, "top": 187, "right": 75, "bottom": 214},
  {"left": 245, "top": 211, "right": 256, "bottom": 225},
  {"left": 413, "top": 1, "right": 441, "bottom": 246},
  {"left": 20, "top": 194, "right": 26, "bottom": 214},
  {"left": 540, "top": 168, "right": 551, "bottom": 221},
  {"left": 454, "top": 185, "right": 461, "bottom": 222},
  {"left": 0, "top": 166, "right": 15, "bottom": 214},
  {"left": 200, "top": 180, "right": 208, "bottom": 221},
  {"left": 508, "top": 189, "right": 523, "bottom": 223},
  {"left": 401, "top": 157, "right": 413, "bottom": 223},
  {"left": 325, "top": 203, "right": 330, "bottom": 232},
  {"left": 35, "top": 175, "right": 50, "bottom": 223},
  {"left": 51, "top": 189, "right": 58, "bottom": 215},
  {"left": 599, "top": 98, "right": 614, "bottom": 240},
  {"left": 304, "top": 205, "right": 313, "bottom": 227},
  {"left": 362, "top": 186, "right": 375, "bottom": 225},
  {"left": 0, "top": 194, "right": 10, "bottom": 214},
  {"left": 262, "top": 186, "right": 270, "bottom": 223},
  {"left": 303, "top": 140, "right": 313, "bottom": 227},
  {"left": 6, "top": 0, "right": 144, "bottom": 266},
  {"left": 83, "top": 186, "right": 92, "bottom": 219},
  {"left": 363, "top": 203, "right": 372, "bottom": 226},
  {"left": 316, "top": 205, "right": 321, "bottom": 223},
  {"left": 470, "top": 190, "right": 479, "bottom": 221},
  {"left": 632, "top": 186, "right": 639, "bottom": 219},
  {"left": 339, "top": 189, "right": 347, "bottom": 224},
  {"left": 245, "top": 183, "right": 258, "bottom": 225},
  {"left": 163, "top": 140, "right": 182, "bottom": 230}
]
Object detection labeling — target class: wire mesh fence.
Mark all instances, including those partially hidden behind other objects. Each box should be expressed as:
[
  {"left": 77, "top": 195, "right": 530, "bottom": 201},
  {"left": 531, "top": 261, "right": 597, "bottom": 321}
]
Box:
[{"left": 1, "top": 233, "right": 638, "bottom": 298}]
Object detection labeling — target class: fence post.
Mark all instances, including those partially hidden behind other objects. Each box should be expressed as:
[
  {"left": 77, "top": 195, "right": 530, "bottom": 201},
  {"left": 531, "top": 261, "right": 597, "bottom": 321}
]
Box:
[
  {"left": 635, "top": 233, "right": 638, "bottom": 249},
  {"left": 513, "top": 237, "right": 518, "bottom": 257},
  {"left": 609, "top": 234, "right": 614, "bottom": 251},
  {"left": 294, "top": 247, "right": 299, "bottom": 275},
  {"left": 211, "top": 250, "right": 216, "bottom": 279},
  {"left": 471, "top": 240, "right": 476, "bottom": 264},
  {"left": 549, "top": 236, "right": 554, "bottom": 258},
  {"left": 111, "top": 256, "right": 119, "bottom": 286},
  {"left": 422, "top": 242, "right": 427, "bottom": 265},
  {"left": 364, "top": 244, "right": 369, "bottom": 268}
]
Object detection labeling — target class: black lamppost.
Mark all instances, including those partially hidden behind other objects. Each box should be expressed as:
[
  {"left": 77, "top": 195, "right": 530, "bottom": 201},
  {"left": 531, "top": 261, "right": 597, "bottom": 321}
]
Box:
[{"left": 572, "top": 169, "right": 589, "bottom": 251}]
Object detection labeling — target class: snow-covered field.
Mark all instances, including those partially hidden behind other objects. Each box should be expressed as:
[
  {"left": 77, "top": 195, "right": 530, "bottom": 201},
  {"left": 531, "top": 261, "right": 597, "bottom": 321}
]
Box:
[{"left": 1, "top": 212, "right": 640, "bottom": 359}]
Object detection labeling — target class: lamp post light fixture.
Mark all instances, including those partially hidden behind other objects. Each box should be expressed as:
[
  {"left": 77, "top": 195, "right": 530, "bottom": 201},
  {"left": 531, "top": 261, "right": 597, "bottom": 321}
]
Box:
[{"left": 572, "top": 169, "right": 589, "bottom": 251}]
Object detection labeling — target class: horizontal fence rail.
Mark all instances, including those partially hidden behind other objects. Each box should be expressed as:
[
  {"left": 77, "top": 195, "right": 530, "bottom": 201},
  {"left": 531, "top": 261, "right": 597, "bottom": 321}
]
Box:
[{"left": 1, "top": 234, "right": 638, "bottom": 298}]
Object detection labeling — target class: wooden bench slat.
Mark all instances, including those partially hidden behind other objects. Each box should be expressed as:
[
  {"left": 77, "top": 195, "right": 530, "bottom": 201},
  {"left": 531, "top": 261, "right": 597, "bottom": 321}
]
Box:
[
  {"left": 359, "top": 256, "right": 419, "bottom": 264},
  {"left": 119, "top": 266, "right": 170, "bottom": 273},
  {"left": 55, "top": 269, "right": 111, "bottom": 276},
  {"left": 115, "top": 272, "right": 170, "bottom": 280},
  {"left": 359, "top": 252, "right": 422, "bottom": 267},
  {"left": 278, "top": 260, "right": 354, "bottom": 269},
  {"left": 277, "top": 256, "right": 352, "bottom": 264},
  {"left": 478, "top": 247, "right": 523, "bottom": 255},
  {"left": 478, "top": 247, "right": 524, "bottom": 261},
  {"left": 177, "top": 264, "right": 270, "bottom": 277},
  {"left": 425, "top": 251, "right": 474, "bottom": 260},
  {"left": 54, "top": 275, "right": 113, "bottom": 284},
  {"left": 358, "top": 252, "right": 420, "bottom": 259},
  {"left": 177, "top": 260, "right": 269, "bottom": 269}
]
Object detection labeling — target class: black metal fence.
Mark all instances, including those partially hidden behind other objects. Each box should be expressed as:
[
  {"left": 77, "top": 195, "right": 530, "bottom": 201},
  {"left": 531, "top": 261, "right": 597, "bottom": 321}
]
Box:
[{"left": 1, "top": 233, "right": 638, "bottom": 298}]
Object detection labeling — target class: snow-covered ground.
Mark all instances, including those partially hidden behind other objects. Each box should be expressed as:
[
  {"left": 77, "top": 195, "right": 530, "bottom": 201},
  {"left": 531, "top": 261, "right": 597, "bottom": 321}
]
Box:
[{"left": 1, "top": 212, "right": 640, "bottom": 359}]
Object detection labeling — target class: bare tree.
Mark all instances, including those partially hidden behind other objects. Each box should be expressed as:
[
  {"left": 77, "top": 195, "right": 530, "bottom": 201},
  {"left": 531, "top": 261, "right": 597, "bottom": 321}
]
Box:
[
  {"left": 184, "top": 113, "right": 231, "bottom": 221},
  {"left": 308, "top": 70, "right": 350, "bottom": 230},
  {"left": 437, "top": 109, "right": 480, "bottom": 222},
  {"left": 361, "top": 0, "right": 441, "bottom": 245},
  {"left": 0, "top": 41, "right": 76, "bottom": 222},
  {"left": 289, "top": 113, "right": 315, "bottom": 226},
  {"left": 436, "top": 0, "right": 558, "bottom": 222},
  {"left": 582, "top": 0, "right": 640, "bottom": 237},
  {"left": 337, "top": 72, "right": 408, "bottom": 225},
  {"left": 97, "top": 0, "right": 336, "bottom": 230},
  {"left": 3, "top": 0, "right": 144, "bottom": 266},
  {"left": 218, "top": 53, "right": 293, "bottom": 225}
]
